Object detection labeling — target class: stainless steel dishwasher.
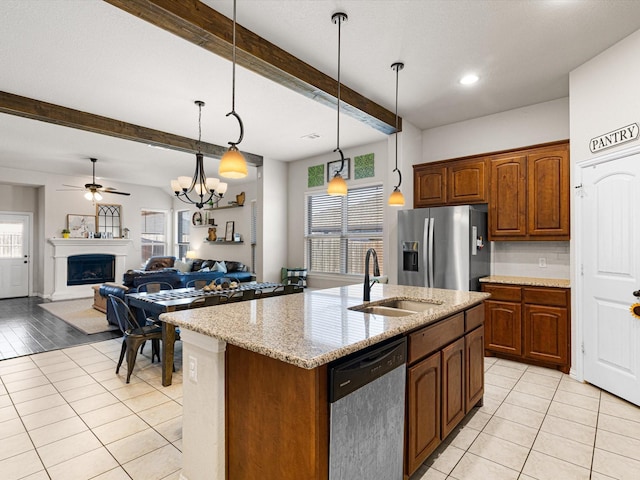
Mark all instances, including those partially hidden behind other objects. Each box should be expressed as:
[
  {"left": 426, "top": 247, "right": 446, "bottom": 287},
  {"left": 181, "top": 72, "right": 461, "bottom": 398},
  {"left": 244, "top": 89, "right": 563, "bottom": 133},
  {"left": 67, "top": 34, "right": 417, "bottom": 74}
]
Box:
[{"left": 329, "top": 337, "right": 407, "bottom": 480}]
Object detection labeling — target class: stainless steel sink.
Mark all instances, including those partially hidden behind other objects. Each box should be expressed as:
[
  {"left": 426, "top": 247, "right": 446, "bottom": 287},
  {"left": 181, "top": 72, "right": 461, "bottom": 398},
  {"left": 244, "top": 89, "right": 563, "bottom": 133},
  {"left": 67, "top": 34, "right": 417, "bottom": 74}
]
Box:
[{"left": 349, "top": 298, "right": 442, "bottom": 317}]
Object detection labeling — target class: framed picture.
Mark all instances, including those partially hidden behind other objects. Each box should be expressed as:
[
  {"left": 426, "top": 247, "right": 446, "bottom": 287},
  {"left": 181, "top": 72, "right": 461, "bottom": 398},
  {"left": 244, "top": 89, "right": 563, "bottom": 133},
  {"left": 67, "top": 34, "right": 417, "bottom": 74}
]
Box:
[
  {"left": 327, "top": 158, "right": 350, "bottom": 181},
  {"left": 67, "top": 214, "right": 97, "bottom": 238},
  {"left": 225, "top": 221, "right": 235, "bottom": 241}
]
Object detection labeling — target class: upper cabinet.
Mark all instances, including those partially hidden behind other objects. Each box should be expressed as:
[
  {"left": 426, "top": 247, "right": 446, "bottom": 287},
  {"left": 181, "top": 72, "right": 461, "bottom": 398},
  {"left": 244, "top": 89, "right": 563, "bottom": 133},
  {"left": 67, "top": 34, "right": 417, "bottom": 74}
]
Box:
[
  {"left": 489, "top": 142, "right": 569, "bottom": 240},
  {"left": 414, "top": 158, "right": 487, "bottom": 208},
  {"left": 413, "top": 141, "right": 570, "bottom": 241}
]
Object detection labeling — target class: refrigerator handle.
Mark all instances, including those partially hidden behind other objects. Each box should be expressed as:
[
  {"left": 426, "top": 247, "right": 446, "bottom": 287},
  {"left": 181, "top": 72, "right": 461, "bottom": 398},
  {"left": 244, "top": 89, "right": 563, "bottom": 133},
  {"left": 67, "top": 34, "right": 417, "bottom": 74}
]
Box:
[
  {"left": 428, "top": 217, "right": 435, "bottom": 287},
  {"left": 422, "top": 217, "right": 429, "bottom": 287}
]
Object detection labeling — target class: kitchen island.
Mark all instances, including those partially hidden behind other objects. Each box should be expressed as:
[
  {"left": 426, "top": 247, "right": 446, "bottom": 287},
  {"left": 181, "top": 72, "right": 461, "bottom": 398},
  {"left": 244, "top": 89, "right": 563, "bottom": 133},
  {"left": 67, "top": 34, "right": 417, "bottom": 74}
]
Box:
[{"left": 160, "top": 283, "right": 489, "bottom": 480}]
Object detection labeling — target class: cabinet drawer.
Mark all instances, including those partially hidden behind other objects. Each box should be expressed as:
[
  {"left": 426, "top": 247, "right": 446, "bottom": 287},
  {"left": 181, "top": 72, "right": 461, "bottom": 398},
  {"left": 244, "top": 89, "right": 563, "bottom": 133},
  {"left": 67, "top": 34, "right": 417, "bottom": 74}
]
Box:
[
  {"left": 523, "top": 287, "right": 568, "bottom": 307},
  {"left": 409, "top": 313, "right": 464, "bottom": 364},
  {"left": 481, "top": 284, "right": 522, "bottom": 302},
  {"left": 465, "top": 304, "right": 484, "bottom": 332}
]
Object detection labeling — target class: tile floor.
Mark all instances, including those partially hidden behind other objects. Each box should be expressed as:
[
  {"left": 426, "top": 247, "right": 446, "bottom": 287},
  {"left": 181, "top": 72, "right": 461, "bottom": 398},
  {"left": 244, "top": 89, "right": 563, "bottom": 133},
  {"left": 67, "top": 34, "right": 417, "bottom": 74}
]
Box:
[
  {"left": 2, "top": 339, "right": 640, "bottom": 479},
  {"left": 0, "top": 338, "right": 183, "bottom": 480}
]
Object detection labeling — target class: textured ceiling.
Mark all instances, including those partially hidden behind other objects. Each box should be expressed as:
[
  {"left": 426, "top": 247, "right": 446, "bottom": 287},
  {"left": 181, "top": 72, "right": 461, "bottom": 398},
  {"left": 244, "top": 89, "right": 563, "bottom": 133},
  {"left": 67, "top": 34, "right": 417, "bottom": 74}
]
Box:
[{"left": 1, "top": 0, "right": 640, "bottom": 189}]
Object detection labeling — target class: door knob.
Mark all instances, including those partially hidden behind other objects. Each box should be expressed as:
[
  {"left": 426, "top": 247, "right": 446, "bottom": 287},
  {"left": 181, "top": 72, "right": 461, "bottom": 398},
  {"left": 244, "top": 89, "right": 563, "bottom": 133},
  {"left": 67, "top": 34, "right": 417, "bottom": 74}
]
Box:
[{"left": 634, "top": 290, "right": 640, "bottom": 297}]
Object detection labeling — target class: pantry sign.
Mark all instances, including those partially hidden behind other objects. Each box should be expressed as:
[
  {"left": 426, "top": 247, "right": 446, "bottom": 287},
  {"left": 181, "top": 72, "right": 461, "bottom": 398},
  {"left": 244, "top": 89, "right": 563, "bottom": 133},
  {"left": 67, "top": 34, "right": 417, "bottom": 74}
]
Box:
[{"left": 590, "top": 123, "right": 639, "bottom": 153}]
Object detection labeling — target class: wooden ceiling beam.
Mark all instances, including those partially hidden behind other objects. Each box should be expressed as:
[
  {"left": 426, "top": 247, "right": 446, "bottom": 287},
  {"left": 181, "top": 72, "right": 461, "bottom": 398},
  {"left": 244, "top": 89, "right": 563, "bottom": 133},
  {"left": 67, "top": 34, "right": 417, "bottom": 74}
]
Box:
[
  {"left": 103, "top": 0, "right": 400, "bottom": 134},
  {"left": 0, "top": 91, "right": 263, "bottom": 165}
]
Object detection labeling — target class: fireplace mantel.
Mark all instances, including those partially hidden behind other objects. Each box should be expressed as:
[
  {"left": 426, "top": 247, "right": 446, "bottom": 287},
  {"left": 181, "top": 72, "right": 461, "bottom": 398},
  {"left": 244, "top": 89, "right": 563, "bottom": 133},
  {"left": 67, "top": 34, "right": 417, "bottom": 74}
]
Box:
[{"left": 48, "top": 238, "right": 132, "bottom": 300}]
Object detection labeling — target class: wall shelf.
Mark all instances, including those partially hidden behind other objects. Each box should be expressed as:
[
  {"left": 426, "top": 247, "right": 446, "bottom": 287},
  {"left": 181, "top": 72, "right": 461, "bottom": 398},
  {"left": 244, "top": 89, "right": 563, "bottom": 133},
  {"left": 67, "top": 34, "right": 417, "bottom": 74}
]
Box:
[
  {"left": 203, "top": 204, "right": 244, "bottom": 211},
  {"left": 204, "top": 240, "right": 244, "bottom": 244}
]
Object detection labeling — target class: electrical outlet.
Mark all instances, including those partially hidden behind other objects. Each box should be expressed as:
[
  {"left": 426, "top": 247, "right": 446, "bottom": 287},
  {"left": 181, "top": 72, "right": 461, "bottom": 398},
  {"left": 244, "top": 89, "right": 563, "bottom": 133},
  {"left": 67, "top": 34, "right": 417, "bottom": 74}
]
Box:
[
  {"left": 188, "top": 355, "right": 198, "bottom": 383},
  {"left": 538, "top": 257, "right": 547, "bottom": 268}
]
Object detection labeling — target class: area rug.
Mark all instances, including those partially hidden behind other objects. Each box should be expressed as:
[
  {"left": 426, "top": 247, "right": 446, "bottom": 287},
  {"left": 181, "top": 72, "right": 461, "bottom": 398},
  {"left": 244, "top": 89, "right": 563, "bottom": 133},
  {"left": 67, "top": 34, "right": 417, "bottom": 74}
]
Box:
[{"left": 39, "top": 298, "right": 119, "bottom": 335}]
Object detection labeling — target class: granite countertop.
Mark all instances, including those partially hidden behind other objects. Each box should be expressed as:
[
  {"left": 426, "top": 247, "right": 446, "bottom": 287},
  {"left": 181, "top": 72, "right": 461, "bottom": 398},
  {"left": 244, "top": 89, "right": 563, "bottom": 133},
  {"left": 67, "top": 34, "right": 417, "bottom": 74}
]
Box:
[
  {"left": 480, "top": 275, "right": 570, "bottom": 288},
  {"left": 160, "top": 284, "right": 489, "bottom": 369}
]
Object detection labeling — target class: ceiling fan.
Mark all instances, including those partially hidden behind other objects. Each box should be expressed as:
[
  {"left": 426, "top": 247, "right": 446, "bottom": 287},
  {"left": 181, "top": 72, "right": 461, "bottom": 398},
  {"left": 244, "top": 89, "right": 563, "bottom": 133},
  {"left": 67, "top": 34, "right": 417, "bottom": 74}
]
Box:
[{"left": 59, "top": 158, "right": 131, "bottom": 201}]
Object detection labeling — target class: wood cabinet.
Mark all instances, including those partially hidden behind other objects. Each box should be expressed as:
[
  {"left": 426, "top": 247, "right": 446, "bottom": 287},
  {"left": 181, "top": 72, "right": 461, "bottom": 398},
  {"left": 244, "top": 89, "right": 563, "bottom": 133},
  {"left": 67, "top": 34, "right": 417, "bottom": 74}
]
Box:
[
  {"left": 489, "top": 142, "right": 570, "bottom": 240},
  {"left": 414, "top": 158, "right": 487, "bottom": 208},
  {"left": 482, "top": 283, "right": 570, "bottom": 373},
  {"left": 406, "top": 352, "right": 440, "bottom": 475},
  {"left": 405, "top": 305, "right": 484, "bottom": 477}
]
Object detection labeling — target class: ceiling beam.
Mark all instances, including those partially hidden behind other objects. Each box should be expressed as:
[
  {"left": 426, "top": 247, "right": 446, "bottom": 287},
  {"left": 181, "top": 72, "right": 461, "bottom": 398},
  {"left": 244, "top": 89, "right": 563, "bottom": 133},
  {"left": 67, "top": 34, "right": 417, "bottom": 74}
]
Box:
[
  {"left": 103, "top": 0, "right": 400, "bottom": 135},
  {"left": 0, "top": 91, "right": 263, "bottom": 165}
]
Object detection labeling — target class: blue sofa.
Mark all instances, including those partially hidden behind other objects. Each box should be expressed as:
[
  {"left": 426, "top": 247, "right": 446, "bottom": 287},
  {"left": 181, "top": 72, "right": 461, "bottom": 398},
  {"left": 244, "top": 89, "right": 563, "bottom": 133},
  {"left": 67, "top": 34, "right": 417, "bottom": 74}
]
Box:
[{"left": 121, "top": 256, "right": 253, "bottom": 289}]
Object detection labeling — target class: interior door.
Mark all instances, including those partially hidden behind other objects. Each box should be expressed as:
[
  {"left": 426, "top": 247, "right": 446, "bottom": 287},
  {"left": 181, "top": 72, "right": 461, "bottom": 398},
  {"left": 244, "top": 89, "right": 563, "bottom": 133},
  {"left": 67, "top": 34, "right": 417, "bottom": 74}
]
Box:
[
  {"left": 0, "top": 213, "right": 30, "bottom": 298},
  {"left": 581, "top": 154, "right": 640, "bottom": 405}
]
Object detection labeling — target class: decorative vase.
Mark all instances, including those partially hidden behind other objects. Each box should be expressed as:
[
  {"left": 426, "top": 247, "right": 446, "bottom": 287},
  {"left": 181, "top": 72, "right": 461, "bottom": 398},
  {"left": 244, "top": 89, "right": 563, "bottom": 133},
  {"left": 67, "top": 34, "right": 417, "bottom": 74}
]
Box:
[{"left": 62, "top": 232, "right": 70, "bottom": 239}]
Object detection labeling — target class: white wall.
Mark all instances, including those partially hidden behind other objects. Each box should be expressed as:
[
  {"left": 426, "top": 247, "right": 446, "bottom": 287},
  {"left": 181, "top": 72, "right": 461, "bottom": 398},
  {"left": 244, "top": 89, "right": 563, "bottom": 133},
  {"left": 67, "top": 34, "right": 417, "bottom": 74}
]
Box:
[
  {"left": 0, "top": 164, "right": 174, "bottom": 298},
  {"left": 422, "top": 97, "right": 569, "bottom": 162},
  {"left": 420, "top": 98, "right": 571, "bottom": 279},
  {"left": 258, "top": 158, "right": 288, "bottom": 283},
  {"left": 180, "top": 180, "right": 256, "bottom": 269}
]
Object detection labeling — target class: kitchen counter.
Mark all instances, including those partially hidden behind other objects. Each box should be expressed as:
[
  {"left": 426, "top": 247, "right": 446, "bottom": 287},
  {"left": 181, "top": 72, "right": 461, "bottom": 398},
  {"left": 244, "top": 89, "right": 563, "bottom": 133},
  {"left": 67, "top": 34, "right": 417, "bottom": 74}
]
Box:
[
  {"left": 160, "top": 283, "right": 489, "bottom": 369},
  {"left": 480, "top": 275, "right": 570, "bottom": 288}
]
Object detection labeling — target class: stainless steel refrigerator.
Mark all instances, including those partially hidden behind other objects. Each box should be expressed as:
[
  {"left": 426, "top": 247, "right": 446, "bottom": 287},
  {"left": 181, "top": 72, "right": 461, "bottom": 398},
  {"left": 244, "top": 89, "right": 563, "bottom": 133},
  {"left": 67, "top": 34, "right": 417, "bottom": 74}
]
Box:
[{"left": 397, "top": 205, "right": 490, "bottom": 291}]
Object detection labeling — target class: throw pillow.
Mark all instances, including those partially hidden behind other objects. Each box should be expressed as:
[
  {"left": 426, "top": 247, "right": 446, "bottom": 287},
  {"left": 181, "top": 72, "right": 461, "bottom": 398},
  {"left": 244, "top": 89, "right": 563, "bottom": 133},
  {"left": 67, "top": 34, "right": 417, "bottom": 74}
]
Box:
[
  {"left": 214, "top": 261, "right": 227, "bottom": 273},
  {"left": 199, "top": 266, "right": 211, "bottom": 272},
  {"left": 174, "top": 259, "right": 193, "bottom": 273}
]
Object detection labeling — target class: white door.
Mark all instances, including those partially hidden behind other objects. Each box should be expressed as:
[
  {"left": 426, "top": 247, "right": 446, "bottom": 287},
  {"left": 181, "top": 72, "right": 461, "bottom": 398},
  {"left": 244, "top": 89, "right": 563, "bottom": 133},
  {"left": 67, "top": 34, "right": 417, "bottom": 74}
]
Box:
[
  {"left": 581, "top": 153, "right": 640, "bottom": 405},
  {"left": 0, "top": 213, "right": 30, "bottom": 298}
]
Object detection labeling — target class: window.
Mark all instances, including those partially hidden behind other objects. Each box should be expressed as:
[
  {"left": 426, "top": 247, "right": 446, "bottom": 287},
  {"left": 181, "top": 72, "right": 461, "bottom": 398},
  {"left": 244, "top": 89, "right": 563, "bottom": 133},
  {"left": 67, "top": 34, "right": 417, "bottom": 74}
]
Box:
[
  {"left": 140, "top": 210, "right": 167, "bottom": 264},
  {"left": 176, "top": 210, "right": 191, "bottom": 260},
  {"left": 0, "top": 223, "right": 23, "bottom": 258},
  {"left": 305, "top": 184, "right": 384, "bottom": 275}
]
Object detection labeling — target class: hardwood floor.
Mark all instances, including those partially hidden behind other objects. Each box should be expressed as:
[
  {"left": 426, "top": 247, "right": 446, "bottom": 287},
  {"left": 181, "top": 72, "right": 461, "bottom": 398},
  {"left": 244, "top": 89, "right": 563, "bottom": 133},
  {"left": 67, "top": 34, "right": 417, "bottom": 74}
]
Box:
[{"left": 0, "top": 297, "right": 121, "bottom": 361}]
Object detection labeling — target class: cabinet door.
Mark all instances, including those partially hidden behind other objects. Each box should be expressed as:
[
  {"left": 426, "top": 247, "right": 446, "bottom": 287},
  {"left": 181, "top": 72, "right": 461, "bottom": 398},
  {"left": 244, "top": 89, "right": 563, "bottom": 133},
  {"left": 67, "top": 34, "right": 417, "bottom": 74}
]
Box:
[
  {"left": 524, "top": 304, "right": 568, "bottom": 366},
  {"left": 527, "top": 146, "right": 570, "bottom": 238},
  {"left": 406, "top": 352, "right": 441, "bottom": 476},
  {"left": 441, "top": 337, "right": 465, "bottom": 438},
  {"left": 484, "top": 300, "right": 522, "bottom": 356},
  {"left": 414, "top": 164, "right": 447, "bottom": 207},
  {"left": 489, "top": 155, "right": 527, "bottom": 238},
  {"left": 465, "top": 326, "right": 484, "bottom": 413},
  {"left": 447, "top": 159, "right": 487, "bottom": 204}
]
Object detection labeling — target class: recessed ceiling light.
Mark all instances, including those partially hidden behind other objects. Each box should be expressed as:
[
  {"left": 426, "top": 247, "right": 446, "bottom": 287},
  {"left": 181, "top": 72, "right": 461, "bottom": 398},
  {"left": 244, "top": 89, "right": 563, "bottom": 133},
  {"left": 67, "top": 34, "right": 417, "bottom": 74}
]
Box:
[{"left": 460, "top": 74, "right": 479, "bottom": 85}]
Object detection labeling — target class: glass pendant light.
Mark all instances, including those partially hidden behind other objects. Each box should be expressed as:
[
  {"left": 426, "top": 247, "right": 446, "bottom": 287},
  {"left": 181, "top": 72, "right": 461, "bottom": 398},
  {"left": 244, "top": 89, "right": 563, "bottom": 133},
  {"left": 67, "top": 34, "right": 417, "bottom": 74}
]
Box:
[
  {"left": 388, "top": 62, "right": 405, "bottom": 206},
  {"left": 327, "top": 12, "right": 348, "bottom": 196},
  {"left": 219, "top": 0, "right": 248, "bottom": 179}
]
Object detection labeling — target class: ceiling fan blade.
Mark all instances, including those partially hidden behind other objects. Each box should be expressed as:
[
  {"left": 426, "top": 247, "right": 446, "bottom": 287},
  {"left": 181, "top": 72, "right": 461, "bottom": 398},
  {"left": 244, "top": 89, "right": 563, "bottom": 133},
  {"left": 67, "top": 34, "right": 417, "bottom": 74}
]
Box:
[
  {"left": 62, "top": 184, "right": 83, "bottom": 189},
  {"left": 103, "top": 190, "right": 131, "bottom": 196}
]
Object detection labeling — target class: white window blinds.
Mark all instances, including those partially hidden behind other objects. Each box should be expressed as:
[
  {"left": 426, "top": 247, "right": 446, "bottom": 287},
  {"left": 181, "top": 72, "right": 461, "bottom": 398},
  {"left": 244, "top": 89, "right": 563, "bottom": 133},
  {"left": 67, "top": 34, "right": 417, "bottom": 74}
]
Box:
[{"left": 306, "top": 185, "right": 384, "bottom": 275}]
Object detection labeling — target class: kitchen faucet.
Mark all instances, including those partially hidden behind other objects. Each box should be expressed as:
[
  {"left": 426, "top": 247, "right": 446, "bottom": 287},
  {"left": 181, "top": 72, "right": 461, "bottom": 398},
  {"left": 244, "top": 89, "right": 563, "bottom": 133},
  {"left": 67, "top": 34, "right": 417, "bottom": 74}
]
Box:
[{"left": 363, "top": 248, "right": 380, "bottom": 302}]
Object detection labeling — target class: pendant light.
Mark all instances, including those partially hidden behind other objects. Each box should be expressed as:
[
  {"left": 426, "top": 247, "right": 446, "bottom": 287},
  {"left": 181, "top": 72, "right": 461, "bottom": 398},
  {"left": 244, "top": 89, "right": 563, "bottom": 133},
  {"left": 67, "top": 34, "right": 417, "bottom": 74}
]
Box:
[
  {"left": 388, "top": 62, "right": 405, "bottom": 206},
  {"left": 327, "top": 12, "right": 348, "bottom": 196},
  {"left": 171, "top": 101, "right": 228, "bottom": 209},
  {"left": 219, "top": 0, "right": 248, "bottom": 179}
]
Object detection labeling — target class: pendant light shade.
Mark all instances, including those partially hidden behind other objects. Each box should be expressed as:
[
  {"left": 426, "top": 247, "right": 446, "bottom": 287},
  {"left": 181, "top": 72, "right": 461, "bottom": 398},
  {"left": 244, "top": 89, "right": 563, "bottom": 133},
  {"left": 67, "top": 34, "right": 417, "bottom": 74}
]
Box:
[
  {"left": 327, "top": 173, "right": 348, "bottom": 195},
  {"left": 219, "top": 145, "right": 248, "bottom": 178},
  {"left": 388, "top": 61, "right": 405, "bottom": 206},
  {"left": 219, "top": 0, "right": 248, "bottom": 179},
  {"left": 388, "top": 189, "right": 405, "bottom": 206},
  {"left": 327, "top": 12, "right": 348, "bottom": 196}
]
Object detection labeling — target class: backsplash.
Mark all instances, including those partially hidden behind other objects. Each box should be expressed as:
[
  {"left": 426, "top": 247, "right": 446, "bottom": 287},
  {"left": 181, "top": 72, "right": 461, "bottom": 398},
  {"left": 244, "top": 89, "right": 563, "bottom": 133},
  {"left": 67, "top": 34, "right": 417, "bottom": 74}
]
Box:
[{"left": 491, "top": 241, "right": 570, "bottom": 279}]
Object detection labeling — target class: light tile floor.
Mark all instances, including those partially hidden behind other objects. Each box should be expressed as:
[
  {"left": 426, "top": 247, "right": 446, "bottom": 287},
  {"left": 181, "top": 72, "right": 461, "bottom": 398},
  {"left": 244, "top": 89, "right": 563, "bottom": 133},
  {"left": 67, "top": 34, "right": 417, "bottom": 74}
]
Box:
[
  {"left": 0, "top": 338, "right": 183, "bottom": 480},
  {"left": 411, "top": 356, "right": 640, "bottom": 480},
  {"left": 2, "top": 340, "right": 640, "bottom": 479}
]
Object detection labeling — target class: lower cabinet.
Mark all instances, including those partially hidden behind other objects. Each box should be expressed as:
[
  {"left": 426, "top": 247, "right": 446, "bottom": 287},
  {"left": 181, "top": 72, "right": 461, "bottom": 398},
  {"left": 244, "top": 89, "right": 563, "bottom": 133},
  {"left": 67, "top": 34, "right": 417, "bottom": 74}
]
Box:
[
  {"left": 482, "top": 283, "right": 570, "bottom": 373},
  {"left": 405, "top": 305, "right": 485, "bottom": 477}
]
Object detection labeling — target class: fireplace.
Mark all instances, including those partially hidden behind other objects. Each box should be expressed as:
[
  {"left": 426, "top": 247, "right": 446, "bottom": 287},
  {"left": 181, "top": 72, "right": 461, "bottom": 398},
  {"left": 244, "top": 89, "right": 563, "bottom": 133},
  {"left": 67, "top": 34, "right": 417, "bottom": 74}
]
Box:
[
  {"left": 48, "top": 238, "right": 131, "bottom": 301},
  {"left": 67, "top": 254, "right": 115, "bottom": 286}
]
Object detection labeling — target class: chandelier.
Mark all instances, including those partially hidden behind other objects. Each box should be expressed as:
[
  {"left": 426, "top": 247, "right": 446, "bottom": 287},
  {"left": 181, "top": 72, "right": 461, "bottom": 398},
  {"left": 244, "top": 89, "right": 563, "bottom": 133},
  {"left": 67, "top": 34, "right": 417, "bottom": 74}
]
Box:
[
  {"left": 171, "top": 100, "right": 227, "bottom": 209},
  {"left": 388, "top": 62, "right": 405, "bottom": 206}
]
